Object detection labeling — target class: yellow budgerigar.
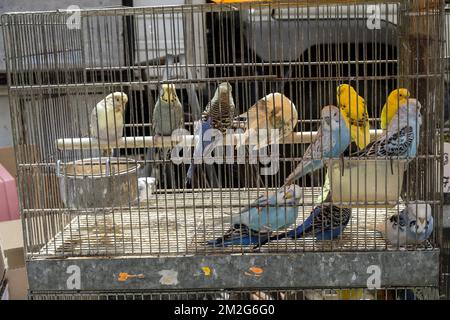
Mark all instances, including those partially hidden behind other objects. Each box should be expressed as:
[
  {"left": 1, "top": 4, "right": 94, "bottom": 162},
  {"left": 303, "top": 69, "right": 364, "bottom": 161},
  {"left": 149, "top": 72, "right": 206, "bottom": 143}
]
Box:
[
  {"left": 336, "top": 84, "right": 370, "bottom": 150},
  {"left": 380, "top": 88, "right": 410, "bottom": 130}
]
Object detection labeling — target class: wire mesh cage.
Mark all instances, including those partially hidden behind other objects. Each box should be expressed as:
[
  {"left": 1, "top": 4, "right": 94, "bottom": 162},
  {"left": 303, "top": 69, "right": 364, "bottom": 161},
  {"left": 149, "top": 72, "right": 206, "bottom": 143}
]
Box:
[
  {"left": 28, "top": 287, "right": 440, "bottom": 300},
  {"left": 441, "top": 0, "right": 450, "bottom": 300},
  {"left": 0, "top": 0, "right": 445, "bottom": 298}
]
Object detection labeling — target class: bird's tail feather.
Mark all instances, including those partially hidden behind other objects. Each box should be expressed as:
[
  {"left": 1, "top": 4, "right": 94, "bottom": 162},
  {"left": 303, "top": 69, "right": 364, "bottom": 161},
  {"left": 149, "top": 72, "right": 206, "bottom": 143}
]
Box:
[
  {"left": 256, "top": 219, "right": 314, "bottom": 249},
  {"left": 208, "top": 234, "right": 264, "bottom": 247},
  {"left": 252, "top": 229, "right": 292, "bottom": 249},
  {"left": 208, "top": 225, "right": 269, "bottom": 247},
  {"left": 185, "top": 120, "right": 212, "bottom": 188},
  {"left": 284, "top": 160, "right": 316, "bottom": 186}
]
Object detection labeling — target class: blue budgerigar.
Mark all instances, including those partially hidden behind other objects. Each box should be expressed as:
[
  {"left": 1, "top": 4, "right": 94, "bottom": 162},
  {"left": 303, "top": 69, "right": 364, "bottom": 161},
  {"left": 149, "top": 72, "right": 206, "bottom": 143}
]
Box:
[
  {"left": 185, "top": 82, "right": 235, "bottom": 188},
  {"left": 207, "top": 184, "right": 302, "bottom": 247},
  {"left": 284, "top": 105, "right": 351, "bottom": 186},
  {"left": 254, "top": 204, "right": 351, "bottom": 248},
  {"left": 377, "top": 203, "right": 433, "bottom": 246},
  {"left": 357, "top": 98, "right": 422, "bottom": 158}
]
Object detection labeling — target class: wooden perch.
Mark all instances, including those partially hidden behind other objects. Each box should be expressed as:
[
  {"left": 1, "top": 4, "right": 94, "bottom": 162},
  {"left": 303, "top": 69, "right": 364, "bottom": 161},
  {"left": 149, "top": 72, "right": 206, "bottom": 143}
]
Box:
[{"left": 56, "top": 129, "right": 382, "bottom": 150}]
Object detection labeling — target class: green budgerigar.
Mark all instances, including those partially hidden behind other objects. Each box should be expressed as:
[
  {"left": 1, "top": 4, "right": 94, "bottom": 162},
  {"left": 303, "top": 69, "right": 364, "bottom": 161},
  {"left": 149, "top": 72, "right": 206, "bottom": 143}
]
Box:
[
  {"left": 150, "top": 83, "right": 184, "bottom": 187},
  {"left": 153, "top": 83, "right": 184, "bottom": 136}
]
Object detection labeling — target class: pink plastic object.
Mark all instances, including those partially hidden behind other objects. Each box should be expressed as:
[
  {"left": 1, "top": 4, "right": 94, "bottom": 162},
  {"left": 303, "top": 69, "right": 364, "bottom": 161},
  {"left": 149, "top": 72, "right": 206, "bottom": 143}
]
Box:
[{"left": 0, "top": 164, "right": 20, "bottom": 222}]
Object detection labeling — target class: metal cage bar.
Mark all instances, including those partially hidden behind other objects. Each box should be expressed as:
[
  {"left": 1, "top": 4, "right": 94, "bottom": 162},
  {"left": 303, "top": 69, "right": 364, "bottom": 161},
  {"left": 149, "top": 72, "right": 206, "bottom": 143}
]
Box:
[{"left": 0, "top": 0, "right": 444, "bottom": 297}]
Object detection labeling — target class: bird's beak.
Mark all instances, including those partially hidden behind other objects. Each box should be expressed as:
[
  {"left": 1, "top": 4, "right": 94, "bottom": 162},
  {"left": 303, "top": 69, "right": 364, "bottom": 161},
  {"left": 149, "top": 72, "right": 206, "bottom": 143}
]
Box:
[
  {"left": 323, "top": 116, "right": 331, "bottom": 125},
  {"left": 166, "top": 87, "right": 176, "bottom": 102},
  {"left": 418, "top": 217, "right": 425, "bottom": 225},
  {"left": 284, "top": 191, "right": 293, "bottom": 200}
]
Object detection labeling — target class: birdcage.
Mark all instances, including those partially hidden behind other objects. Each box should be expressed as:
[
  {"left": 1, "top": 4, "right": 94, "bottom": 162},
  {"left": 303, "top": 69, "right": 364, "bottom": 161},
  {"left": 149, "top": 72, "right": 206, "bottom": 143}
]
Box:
[
  {"left": 28, "top": 287, "right": 440, "bottom": 300},
  {"left": 1, "top": 0, "right": 445, "bottom": 299},
  {"left": 441, "top": 0, "right": 450, "bottom": 300}
]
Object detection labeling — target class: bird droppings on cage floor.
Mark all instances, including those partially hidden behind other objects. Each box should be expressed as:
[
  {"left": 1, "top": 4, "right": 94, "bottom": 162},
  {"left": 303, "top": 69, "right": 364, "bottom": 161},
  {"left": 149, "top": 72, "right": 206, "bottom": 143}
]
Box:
[{"left": 37, "top": 187, "right": 434, "bottom": 257}]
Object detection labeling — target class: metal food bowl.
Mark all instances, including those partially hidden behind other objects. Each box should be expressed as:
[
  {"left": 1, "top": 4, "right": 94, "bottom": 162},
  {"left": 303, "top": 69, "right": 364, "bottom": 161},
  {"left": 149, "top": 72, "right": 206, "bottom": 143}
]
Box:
[
  {"left": 57, "top": 157, "right": 140, "bottom": 209},
  {"left": 329, "top": 159, "right": 408, "bottom": 208}
]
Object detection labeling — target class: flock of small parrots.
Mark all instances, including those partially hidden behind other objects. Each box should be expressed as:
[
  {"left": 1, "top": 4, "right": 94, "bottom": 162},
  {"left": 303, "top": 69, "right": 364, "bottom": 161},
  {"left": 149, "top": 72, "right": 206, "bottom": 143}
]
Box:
[{"left": 88, "top": 83, "right": 433, "bottom": 249}]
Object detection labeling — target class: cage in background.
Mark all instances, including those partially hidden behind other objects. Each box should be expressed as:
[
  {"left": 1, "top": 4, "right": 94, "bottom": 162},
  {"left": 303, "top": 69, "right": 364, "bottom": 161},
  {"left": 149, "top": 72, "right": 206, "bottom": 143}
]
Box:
[{"left": 1, "top": 0, "right": 445, "bottom": 299}]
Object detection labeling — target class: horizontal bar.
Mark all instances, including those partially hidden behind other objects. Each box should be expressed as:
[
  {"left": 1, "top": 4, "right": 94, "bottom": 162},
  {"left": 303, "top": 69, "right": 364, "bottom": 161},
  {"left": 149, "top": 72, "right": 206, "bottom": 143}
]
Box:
[
  {"left": 16, "top": 153, "right": 443, "bottom": 168},
  {"left": 56, "top": 129, "right": 383, "bottom": 150},
  {"left": 21, "top": 199, "right": 442, "bottom": 214},
  {"left": 83, "top": 59, "right": 399, "bottom": 71},
  {"left": 26, "top": 250, "right": 440, "bottom": 291},
  {"left": 124, "top": 118, "right": 383, "bottom": 128},
  {"left": 7, "top": 74, "right": 442, "bottom": 92},
  {"left": 2, "top": 1, "right": 403, "bottom": 17}
]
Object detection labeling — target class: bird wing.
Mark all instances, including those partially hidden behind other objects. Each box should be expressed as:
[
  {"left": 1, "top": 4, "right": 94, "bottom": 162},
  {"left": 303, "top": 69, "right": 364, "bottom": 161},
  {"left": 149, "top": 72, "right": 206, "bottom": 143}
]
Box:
[
  {"left": 273, "top": 205, "right": 349, "bottom": 240},
  {"left": 384, "top": 126, "right": 414, "bottom": 156},
  {"left": 247, "top": 98, "right": 274, "bottom": 130},
  {"left": 202, "top": 93, "right": 235, "bottom": 133},
  {"left": 241, "top": 99, "right": 274, "bottom": 149},
  {"left": 174, "top": 99, "right": 185, "bottom": 129},
  {"left": 362, "top": 126, "right": 414, "bottom": 157},
  {"left": 349, "top": 115, "right": 371, "bottom": 150},
  {"left": 266, "top": 98, "right": 298, "bottom": 147},
  {"left": 303, "top": 205, "right": 350, "bottom": 236},
  {"left": 89, "top": 104, "right": 99, "bottom": 137},
  {"left": 305, "top": 125, "right": 335, "bottom": 160},
  {"left": 207, "top": 224, "right": 269, "bottom": 247},
  {"left": 238, "top": 191, "right": 275, "bottom": 214},
  {"left": 152, "top": 99, "right": 162, "bottom": 134},
  {"left": 283, "top": 128, "right": 325, "bottom": 186},
  {"left": 380, "top": 102, "right": 388, "bottom": 130}
]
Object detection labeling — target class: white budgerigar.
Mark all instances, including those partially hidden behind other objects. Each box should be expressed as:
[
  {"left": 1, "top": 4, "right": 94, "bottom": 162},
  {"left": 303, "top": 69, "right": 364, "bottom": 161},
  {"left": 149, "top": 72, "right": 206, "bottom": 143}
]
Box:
[
  {"left": 377, "top": 203, "right": 434, "bottom": 246},
  {"left": 90, "top": 92, "right": 128, "bottom": 154}
]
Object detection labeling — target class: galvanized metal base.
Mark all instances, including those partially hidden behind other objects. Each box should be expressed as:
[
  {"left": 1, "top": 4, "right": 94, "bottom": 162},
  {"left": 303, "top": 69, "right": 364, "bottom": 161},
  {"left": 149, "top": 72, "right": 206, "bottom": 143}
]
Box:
[{"left": 27, "top": 250, "right": 439, "bottom": 291}]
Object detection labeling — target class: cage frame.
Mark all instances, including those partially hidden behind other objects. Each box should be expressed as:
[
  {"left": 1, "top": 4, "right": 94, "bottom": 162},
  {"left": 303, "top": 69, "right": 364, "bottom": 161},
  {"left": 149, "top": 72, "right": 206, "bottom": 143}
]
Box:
[{"left": 0, "top": 0, "right": 445, "bottom": 297}]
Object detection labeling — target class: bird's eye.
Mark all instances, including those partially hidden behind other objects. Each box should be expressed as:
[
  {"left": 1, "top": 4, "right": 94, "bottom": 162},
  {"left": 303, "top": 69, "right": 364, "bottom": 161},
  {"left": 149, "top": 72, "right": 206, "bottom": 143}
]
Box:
[{"left": 409, "top": 221, "right": 416, "bottom": 227}]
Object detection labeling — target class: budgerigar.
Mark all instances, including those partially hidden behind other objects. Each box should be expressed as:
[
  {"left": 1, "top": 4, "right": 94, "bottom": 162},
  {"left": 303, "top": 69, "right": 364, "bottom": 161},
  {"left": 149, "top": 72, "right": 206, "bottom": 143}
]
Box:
[
  {"left": 235, "top": 93, "right": 298, "bottom": 151},
  {"left": 377, "top": 203, "right": 433, "bottom": 246},
  {"left": 150, "top": 84, "right": 184, "bottom": 187},
  {"left": 336, "top": 84, "right": 371, "bottom": 150},
  {"left": 283, "top": 105, "right": 351, "bottom": 186},
  {"left": 357, "top": 98, "right": 422, "bottom": 158},
  {"left": 317, "top": 89, "right": 414, "bottom": 202},
  {"left": 207, "top": 184, "right": 301, "bottom": 247},
  {"left": 90, "top": 92, "right": 128, "bottom": 155},
  {"left": 153, "top": 83, "right": 184, "bottom": 136},
  {"left": 185, "top": 82, "right": 235, "bottom": 188},
  {"left": 380, "top": 88, "right": 410, "bottom": 131},
  {"left": 254, "top": 204, "right": 351, "bottom": 248}
]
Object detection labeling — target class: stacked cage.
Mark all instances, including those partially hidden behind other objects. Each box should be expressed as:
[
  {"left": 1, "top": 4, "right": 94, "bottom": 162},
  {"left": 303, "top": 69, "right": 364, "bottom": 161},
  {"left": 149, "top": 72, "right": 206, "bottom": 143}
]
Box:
[{"left": 1, "top": 0, "right": 445, "bottom": 300}]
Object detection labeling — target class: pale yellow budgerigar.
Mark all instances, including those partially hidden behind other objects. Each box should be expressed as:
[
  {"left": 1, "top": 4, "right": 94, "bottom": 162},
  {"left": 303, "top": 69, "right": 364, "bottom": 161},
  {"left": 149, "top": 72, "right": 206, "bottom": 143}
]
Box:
[
  {"left": 380, "top": 88, "right": 410, "bottom": 131},
  {"left": 90, "top": 92, "right": 128, "bottom": 154},
  {"left": 236, "top": 92, "right": 298, "bottom": 151},
  {"left": 336, "top": 84, "right": 370, "bottom": 150}
]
